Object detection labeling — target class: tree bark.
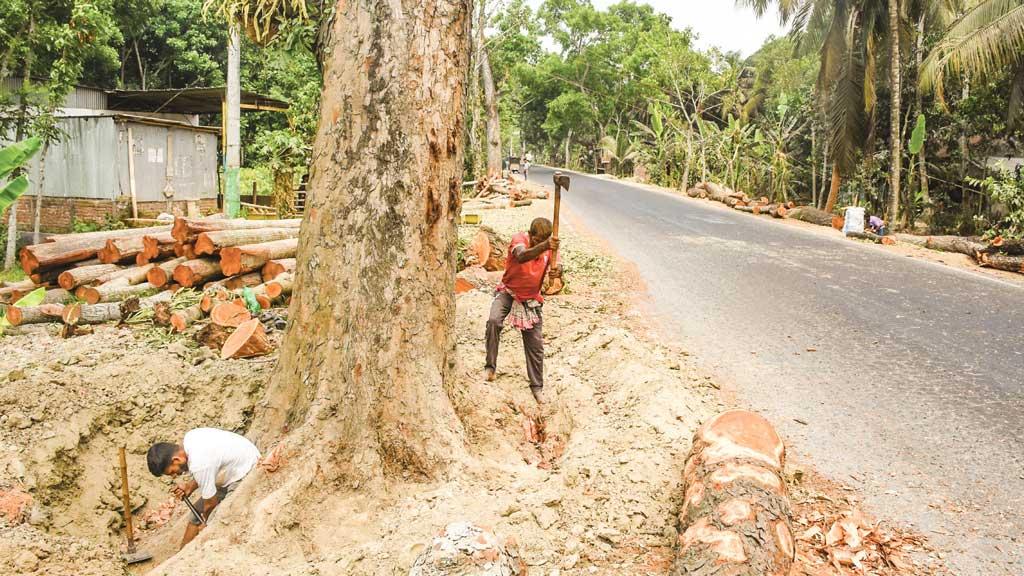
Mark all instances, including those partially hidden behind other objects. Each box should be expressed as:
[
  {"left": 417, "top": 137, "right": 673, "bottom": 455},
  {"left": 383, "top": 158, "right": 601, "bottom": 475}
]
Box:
[
  {"left": 824, "top": 165, "right": 841, "bottom": 213},
  {"left": 19, "top": 225, "right": 171, "bottom": 274},
  {"left": 251, "top": 0, "right": 472, "bottom": 484},
  {"left": 787, "top": 206, "right": 836, "bottom": 227},
  {"left": 57, "top": 263, "right": 124, "bottom": 290},
  {"left": 673, "top": 410, "right": 794, "bottom": 575},
  {"left": 480, "top": 47, "right": 502, "bottom": 178},
  {"left": 172, "top": 258, "right": 222, "bottom": 288},
  {"left": 171, "top": 217, "right": 301, "bottom": 243},
  {"left": 146, "top": 256, "right": 188, "bottom": 288},
  {"left": 79, "top": 281, "right": 157, "bottom": 305},
  {"left": 261, "top": 257, "right": 296, "bottom": 281},
  {"left": 195, "top": 227, "right": 300, "bottom": 255},
  {"left": 6, "top": 303, "right": 65, "bottom": 326},
  {"left": 219, "top": 238, "right": 298, "bottom": 276},
  {"left": 272, "top": 168, "right": 295, "bottom": 217},
  {"left": 888, "top": 0, "right": 901, "bottom": 226},
  {"left": 32, "top": 142, "right": 49, "bottom": 245}
]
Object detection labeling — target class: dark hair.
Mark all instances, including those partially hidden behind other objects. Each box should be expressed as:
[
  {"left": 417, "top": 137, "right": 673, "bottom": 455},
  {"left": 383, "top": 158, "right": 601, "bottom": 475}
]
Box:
[
  {"left": 529, "top": 217, "right": 553, "bottom": 240},
  {"left": 147, "top": 442, "right": 180, "bottom": 477}
]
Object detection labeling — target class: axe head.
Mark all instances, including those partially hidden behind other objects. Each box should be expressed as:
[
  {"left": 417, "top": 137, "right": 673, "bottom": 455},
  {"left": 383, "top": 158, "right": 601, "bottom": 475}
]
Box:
[{"left": 553, "top": 172, "right": 571, "bottom": 191}]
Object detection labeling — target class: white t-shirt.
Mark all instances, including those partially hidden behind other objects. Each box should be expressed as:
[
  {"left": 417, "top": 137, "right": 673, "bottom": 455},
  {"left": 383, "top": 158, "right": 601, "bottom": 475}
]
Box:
[{"left": 183, "top": 428, "right": 261, "bottom": 499}]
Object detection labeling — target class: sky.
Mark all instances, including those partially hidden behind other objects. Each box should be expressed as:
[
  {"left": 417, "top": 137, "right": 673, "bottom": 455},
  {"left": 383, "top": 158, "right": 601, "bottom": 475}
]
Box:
[{"left": 534, "top": 0, "right": 789, "bottom": 57}]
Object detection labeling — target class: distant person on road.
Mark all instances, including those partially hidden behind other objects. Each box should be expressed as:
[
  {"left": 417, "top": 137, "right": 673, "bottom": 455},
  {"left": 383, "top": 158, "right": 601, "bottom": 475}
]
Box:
[
  {"left": 484, "top": 217, "right": 559, "bottom": 404},
  {"left": 147, "top": 428, "right": 260, "bottom": 549},
  {"left": 868, "top": 214, "right": 888, "bottom": 236},
  {"left": 523, "top": 159, "right": 531, "bottom": 180}
]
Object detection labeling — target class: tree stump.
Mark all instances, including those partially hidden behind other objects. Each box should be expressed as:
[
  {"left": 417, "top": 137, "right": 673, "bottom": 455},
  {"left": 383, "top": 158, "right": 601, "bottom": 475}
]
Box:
[
  {"left": 409, "top": 522, "right": 524, "bottom": 576},
  {"left": 673, "top": 409, "right": 795, "bottom": 576}
]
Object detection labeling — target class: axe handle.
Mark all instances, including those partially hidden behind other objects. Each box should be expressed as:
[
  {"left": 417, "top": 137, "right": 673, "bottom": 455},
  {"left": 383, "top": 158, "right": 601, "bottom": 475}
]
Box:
[{"left": 551, "top": 185, "right": 562, "bottom": 267}]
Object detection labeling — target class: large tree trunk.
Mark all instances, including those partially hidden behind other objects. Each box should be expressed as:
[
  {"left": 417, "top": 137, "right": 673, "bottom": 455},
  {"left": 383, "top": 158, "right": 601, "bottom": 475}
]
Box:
[
  {"left": 887, "top": 0, "right": 901, "bottom": 226},
  {"left": 252, "top": 0, "right": 471, "bottom": 485},
  {"left": 480, "top": 47, "right": 502, "bottom": 178}
]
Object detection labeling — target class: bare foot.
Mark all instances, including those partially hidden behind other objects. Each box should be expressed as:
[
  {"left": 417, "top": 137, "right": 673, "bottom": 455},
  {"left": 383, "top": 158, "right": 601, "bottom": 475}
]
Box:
[
  {"left": 484, "top": 367, "right": 495, "bottom": 382},
  {"left": 530, "top": 387, "right": 545, "bottom": 404}
]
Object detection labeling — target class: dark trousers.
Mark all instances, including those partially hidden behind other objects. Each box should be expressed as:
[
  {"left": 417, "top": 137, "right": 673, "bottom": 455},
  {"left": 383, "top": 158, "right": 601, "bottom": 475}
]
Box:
[{"left": 485, "top": 291, "right": 543, "bottom": 389}]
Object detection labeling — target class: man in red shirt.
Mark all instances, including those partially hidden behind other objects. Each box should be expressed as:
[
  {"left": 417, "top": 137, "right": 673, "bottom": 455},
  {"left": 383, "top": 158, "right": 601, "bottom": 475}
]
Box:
[{"left": 485, "top": 217, "right": 559, "bottom": 403}]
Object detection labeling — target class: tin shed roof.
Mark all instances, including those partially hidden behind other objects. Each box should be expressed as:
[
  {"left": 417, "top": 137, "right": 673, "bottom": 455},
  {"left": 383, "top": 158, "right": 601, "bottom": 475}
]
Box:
[{"left": 106, "top": 87, "right": 289, "bottom": 114}]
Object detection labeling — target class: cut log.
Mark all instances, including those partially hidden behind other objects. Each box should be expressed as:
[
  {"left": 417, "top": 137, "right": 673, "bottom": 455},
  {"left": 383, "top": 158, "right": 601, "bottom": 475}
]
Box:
[
  {"left": 146, "top": 257, "right": 188, "bottom": 288},
  {"left": 786, "top": 206, "right": 835, "bottom": 227},
  {"left": 977, "top": 252, "right": 1024, "bottom": 273},
  {"left": 79, "top": 281, "right": 158, "bottom": 305},
  {"left": 261, "top": 258, "right": 296, "bottom": 282},
  {"left": 57, "top": 263, "right": 124, "bottom": 291},
  {"left": 170, "top": 304, "right": 204, "bottom": 332},
  {"left": 210, "top": 301, "right": 252, "bottom": 327},
  {"left": 61, "top": 301, "right": 125, "bottom": 326},
  {"left": 28, "top": 269, "right": 62, "bottom": 285},
  {"left": 464, "top": 226, "right": 508, "bottom": 272},
  {"left": 985, "top": 236, "right": 1024, "bottom": 256},
  {"left": 141, "top": 232, "right": 177, "bottom": 260},
  {"left": 673, "top": 410, "right": 794, "bottom": 576},
  {"left": 703, "top": 182, "right": 736, "bottom": 204},
  {"left": 172, "top": 258, "right": 222, "bottom": 288},
  {"left": 770, "top": 205, "right": 788, "bottom": 219},
  {"left": 455, "top": 267, "right": 504, "bottom": 294},
  {"left": 256, "top": 294, "right": 272, "bottom": 309},
  {"left": 101, "top": 263, "right": 155, "bottom": 286},
  {"left": 509, "top": 199, "right": 532, "bottom": 207},
  {"left": 173, "top": 243, "right": 197, "bottom": 259},
  {"left": 219, "top": 238, "right": 299, "bottom": 276},
  {"left": 40, "top": 288, "right": 72, "bottom": 305},
  {"left": 221, "top": 318, "right": 273, "bottom": 359},
  {"left": 895, "top": 235, "right": 988, "bottom": 257},
  {"left": 19, "top": 225, "right": 171, "bottom": 273},
  {"left": 97, "top": 235, "right": 150, "bottom": 264},
  {"left": 172, "top": 217, "right": 302, "bottom": 243},
  {"left": 0, "top": 279, "right": 38, "bottom": 300},
  {"left": 845, "top": 231, "right": 897, "bottom": 245},
  {"left": 194, "top": 227, "right": 302, "bottom": 256},
  {"left": 6, "top": 303, "right": 65, "bottom": 326},
  {"left": 265, "top": 272, "right": 294, "bottom": 300},
  {"left": 223, "top": 273, "right": 263, "bottom": 291},
  {"left": 831, "top": 215, "right": 844, "bottom": 230}
]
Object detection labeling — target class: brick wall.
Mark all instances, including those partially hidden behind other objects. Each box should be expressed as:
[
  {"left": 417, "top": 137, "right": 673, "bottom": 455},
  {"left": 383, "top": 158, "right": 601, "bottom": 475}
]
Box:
[{"left": 1, "top": 197, "right": 219, "bottom": 233}]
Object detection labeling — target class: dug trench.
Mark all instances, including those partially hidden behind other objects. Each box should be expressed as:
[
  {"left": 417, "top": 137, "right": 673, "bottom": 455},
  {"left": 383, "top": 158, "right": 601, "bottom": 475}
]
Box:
[{"left": 1, "top": 192, "right": 947, "bottom": 575}]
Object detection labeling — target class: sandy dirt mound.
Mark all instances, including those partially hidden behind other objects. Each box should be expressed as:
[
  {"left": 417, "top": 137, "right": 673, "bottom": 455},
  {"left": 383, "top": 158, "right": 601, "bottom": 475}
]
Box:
[{"left": 0, "top": 324, "right": 273, "bottom": 573}]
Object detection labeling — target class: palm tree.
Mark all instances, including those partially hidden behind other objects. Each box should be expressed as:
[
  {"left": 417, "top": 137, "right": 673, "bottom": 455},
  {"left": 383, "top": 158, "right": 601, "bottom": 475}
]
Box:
[
  {"left": 920, "top": 0, "right": 1024, "bottom": 124},
  {"left": 740, "top": 0, "right": 900, "bottom": 215}
]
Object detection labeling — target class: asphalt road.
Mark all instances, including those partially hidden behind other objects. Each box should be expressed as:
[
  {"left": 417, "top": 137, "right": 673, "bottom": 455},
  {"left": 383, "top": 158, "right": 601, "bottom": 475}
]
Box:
[{"left": 528, "top": 165, "right": 1024, "bottom": 575}]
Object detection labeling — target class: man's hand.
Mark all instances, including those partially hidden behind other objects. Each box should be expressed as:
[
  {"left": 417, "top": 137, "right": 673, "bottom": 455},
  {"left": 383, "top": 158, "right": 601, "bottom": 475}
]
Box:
[
  {"left": 171, "top": 479, "right": 197, "bottom": 500},
  {"left": 548, "top": 237, "right": 560, "bottom": 253}
]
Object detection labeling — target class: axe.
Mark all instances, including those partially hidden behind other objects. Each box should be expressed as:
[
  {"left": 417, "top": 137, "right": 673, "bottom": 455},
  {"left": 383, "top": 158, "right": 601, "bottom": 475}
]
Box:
[{"left": 546, "top": 172, "right": 570, "bottom": 294}]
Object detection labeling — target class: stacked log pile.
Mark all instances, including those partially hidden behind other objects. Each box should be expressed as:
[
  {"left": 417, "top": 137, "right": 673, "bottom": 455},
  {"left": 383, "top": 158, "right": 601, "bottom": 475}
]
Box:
[
  {"left": 1, "top": 215, "right": 302, "bottom": 356},
  {"left": 465, "top": 175, "right": 548, "bottom": 211},
  {"left": 687, "top": 182, "right": 792, "bottom": 218}
]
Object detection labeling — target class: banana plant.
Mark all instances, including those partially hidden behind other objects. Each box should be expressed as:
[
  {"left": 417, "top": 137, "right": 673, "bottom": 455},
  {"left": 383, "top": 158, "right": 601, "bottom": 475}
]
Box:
[{"left": 0, "top": 137, "right": 42, "bottom": 213}]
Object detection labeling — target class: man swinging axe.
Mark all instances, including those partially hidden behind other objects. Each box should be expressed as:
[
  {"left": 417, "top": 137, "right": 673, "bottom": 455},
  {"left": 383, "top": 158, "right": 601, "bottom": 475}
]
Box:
[{"left": 484, "top": 172, "right": 567, "bottom": 404}]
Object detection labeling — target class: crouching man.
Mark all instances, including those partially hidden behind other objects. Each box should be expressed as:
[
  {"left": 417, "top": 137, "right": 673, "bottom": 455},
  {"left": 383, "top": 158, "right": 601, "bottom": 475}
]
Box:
[{"left": 147, "top": 427, "right": 261, "bottom": 548}]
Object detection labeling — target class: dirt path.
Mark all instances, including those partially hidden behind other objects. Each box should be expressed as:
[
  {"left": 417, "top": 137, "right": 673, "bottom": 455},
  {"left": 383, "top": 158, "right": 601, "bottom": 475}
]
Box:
[{"left": 1, "top": 192, "right": 947, "bottom": 575}]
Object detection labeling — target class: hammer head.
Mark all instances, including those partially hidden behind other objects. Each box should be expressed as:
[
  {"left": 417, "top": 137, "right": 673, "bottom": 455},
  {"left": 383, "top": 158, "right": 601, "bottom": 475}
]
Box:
[{"left": 553, "top": 172, "right": 571, "bottom": 191}]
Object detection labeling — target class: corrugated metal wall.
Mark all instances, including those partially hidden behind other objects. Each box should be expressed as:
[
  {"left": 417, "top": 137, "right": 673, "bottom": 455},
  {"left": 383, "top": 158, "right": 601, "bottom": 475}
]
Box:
[
  {"left": 20, "top": 116, "right": 122, "bottom": 200},
  {"left": 4, "top": 116, "right": 219, "bottom": 202},
  {"left": 115, "top": 122, "right": 219, "bottom": 202}
]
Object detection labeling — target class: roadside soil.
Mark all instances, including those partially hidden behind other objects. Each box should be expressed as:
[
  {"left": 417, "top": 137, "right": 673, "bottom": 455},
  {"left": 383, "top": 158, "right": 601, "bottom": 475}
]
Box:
[{"left": 1, "top": 186, "right": 947, "bottom": 575}]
